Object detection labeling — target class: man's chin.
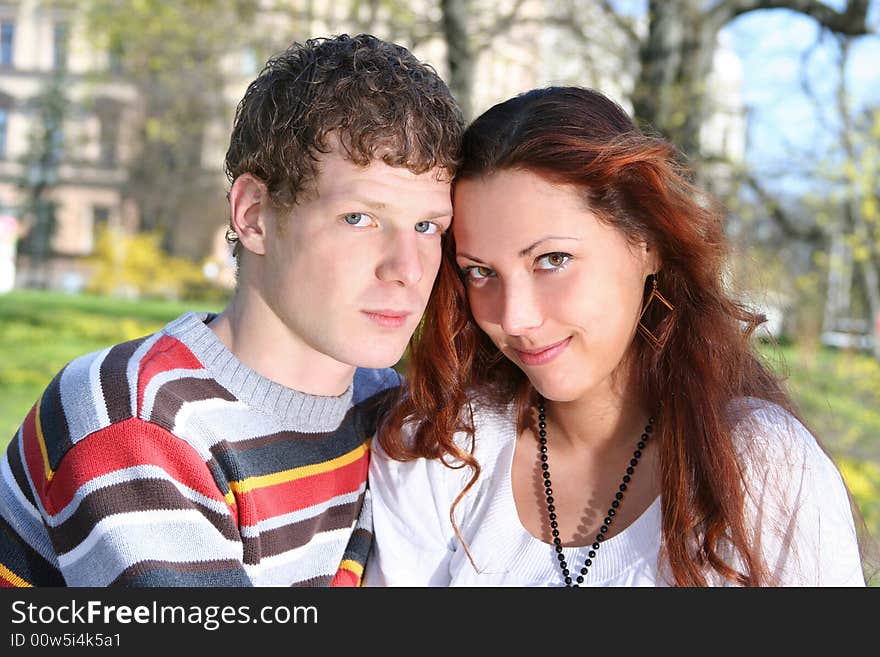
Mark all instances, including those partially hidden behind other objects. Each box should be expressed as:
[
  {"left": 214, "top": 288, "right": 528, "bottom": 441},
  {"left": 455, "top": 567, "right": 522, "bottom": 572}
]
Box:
[{"left": 342, "top": 346, "right": 408, "bottom": 370}]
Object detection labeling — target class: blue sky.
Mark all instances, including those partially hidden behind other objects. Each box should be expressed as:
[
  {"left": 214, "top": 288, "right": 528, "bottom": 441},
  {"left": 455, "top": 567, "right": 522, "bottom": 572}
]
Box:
[
  {"left": 607, "top": 1, "right": 880, "bottom": 194},
  {"left": 722, "top": 3, "right": 880, "bottom": 194}
]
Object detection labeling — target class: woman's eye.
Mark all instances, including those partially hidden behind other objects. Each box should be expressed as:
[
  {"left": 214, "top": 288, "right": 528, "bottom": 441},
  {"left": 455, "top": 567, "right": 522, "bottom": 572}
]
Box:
[
  {"left": 461, "top": 265, "right": 494, "bottom": 281},
  {"left": 535, "top": 253, "right": 571, "bottom": 270},
  {"left": 342, "top": 212, "right": 373, "bottom": 227},
  {"left": 414, "top": 221, "right": 440, "bottom": 234}
]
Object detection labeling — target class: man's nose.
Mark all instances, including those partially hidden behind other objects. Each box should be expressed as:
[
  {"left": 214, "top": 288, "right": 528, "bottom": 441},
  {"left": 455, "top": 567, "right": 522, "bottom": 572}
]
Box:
[{"left": 375, "top": 230, "right": 424, "bottom": 287}]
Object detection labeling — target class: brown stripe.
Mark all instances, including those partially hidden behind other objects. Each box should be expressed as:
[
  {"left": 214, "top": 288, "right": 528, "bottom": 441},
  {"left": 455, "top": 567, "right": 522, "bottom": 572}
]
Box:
[
  {"left": 0, "top": 514, "right": 66, "bottom": 586},
  {"left": 111, "top": 558, "right": 251, "bottom": 586},
  {"left": 342, "top": 526, "right": 372, "bottom": 564},
  {"left": 291, "top": 574, "right": 333, "bottom": 587},
  {"left": 242, "top": 497, "right": 363, "bottom": 562},
  {"left": 100, "top": 337, "right": 148, "bottom": 424},
  {"left": 48, "top": 478, "right": 240, "bottom": 554},
  {"left": 148, "top": 377, "right": 236, "bottom": 429},
  {"left": 39, "top": 367, "right": 73, "bottom": 471},
  {"left": 210, "top": 406, "right": 373, "bottom": 477},
  {"left": 6, "top": 432, "right": 38, "bottom": 510}
]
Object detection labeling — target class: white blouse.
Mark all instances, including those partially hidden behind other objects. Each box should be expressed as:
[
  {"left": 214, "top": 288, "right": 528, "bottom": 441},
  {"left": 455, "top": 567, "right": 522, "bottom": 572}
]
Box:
[{"left": 366, "top": 398, "right": 865, "bottom": 587}]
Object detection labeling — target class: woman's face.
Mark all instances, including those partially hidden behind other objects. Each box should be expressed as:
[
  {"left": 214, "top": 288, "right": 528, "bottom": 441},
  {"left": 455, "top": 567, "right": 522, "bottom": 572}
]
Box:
[{"left": 453, "top": 169, "right": 657, "bottom": 404}]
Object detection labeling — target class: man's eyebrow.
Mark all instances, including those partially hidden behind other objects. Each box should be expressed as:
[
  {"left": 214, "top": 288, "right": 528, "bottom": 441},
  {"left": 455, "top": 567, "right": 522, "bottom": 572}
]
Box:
[
  {"left": 457, "top": 236, "right": 581, "bottom": 264},
  {"left": 354, "top": 198, "right": 388, "bottom": 211}
]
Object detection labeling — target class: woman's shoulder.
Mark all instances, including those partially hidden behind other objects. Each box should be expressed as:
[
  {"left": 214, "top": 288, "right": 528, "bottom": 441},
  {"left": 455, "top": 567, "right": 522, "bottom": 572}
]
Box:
[
  {"left": 371, "top": 393, "right": 518, "bottom": 476},
  {"left": 728, "top": 397, "right": 817, "bottom": 453},
  {"left": 726, "top": 396, "right": 843, "bottom": 494},
  {"left": 725, "top": 398, "right": 863, "bottom": 585}
]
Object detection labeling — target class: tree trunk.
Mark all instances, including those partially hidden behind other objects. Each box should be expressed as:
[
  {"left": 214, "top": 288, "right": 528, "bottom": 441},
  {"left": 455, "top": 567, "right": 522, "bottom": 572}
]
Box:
[
  {"left": 858, "top": 254, "right": 880, "bottom": 360},
  {"left": 633, "top": 0, "right": 721, "bottom": 160},
  {"left": 441, "top": 0, "right": 474, "bottom": 122}
]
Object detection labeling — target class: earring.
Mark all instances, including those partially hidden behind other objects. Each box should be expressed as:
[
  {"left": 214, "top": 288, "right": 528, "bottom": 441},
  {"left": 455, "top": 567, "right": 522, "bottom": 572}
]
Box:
[{"left": 637, "top": 274, "right": 674, "bottom": 351}]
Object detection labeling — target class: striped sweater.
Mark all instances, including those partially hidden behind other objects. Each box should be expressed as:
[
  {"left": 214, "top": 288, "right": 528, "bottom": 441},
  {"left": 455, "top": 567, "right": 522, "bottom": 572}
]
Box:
[{"left": 0, "top": 311, "right": 400, "bottom": 587}]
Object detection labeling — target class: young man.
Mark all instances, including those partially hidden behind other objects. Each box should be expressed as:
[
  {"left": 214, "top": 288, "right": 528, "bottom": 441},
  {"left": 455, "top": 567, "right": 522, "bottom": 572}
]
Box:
[{"left": 0, "top": 34, "right": 462, "bottom": 586}]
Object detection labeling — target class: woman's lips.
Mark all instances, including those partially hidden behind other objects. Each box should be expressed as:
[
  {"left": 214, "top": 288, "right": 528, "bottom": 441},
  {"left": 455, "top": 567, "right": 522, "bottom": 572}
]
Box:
[{"left": 514, "top": 337, "right": 572, "bottom": 366}]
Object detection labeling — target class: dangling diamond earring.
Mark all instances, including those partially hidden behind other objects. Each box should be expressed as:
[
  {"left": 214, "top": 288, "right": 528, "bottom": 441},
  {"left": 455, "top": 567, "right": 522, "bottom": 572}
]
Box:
[{"left": 637, "top": 274, "right": 674, "bottom": 351}]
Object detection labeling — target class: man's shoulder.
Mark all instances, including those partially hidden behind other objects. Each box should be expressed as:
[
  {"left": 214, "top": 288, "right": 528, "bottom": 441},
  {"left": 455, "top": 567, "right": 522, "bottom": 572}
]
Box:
[
  {"left": 26, "top": 313, "right": 208, "bottom": 447},
  {"left": 351, "top": 367, "right": 404, "bottom": 405},
  {"left": 45, "top": 333, "right": 160, "bottom": 424}
]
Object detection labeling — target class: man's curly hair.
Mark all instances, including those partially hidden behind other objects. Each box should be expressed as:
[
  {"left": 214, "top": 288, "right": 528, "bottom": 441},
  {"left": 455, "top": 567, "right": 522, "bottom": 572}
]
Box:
[{"left": 224, "top": 33, "right": 464, "bottom": 256}]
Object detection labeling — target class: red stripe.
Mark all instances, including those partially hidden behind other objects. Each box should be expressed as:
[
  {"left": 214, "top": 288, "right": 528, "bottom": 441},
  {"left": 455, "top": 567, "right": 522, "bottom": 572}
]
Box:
[
  {"left": 137, "top": 335, "right": 204, "bottom": 415},
  {"left": 19, "top": 403, "right": 47, "bottom": 496},
  {"left": 42, "top": 418, "right": 231, "bottom": 518},
  {"left": 235, "top": 452, "right": 369, "bottom": 526},
  {"left": 330, "top": 569, "right": 360, "bottom": 587}
]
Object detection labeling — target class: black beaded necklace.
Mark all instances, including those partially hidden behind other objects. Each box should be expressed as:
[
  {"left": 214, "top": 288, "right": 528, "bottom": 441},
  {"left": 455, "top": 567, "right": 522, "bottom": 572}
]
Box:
[{"left": 537, "top": 398, "right": 655, "bottom": 587}]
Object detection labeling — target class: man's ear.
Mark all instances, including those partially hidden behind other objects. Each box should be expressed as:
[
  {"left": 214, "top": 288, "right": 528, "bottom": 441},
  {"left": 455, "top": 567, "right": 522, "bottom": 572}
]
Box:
[{"left": 229, "top": 173, "right": 270, "bottom": 256}]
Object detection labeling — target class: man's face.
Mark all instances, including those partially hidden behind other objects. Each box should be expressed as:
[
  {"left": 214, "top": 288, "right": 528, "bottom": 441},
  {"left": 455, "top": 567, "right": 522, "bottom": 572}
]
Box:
[{"left": 258, "top": 145, "right": 452, "bottom": 370}]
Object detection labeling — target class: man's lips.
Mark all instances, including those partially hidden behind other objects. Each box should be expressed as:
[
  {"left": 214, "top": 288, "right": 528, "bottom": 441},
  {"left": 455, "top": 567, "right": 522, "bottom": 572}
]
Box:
[
  {"left": 362, "top": 310, "right": 412, "bottom": 328},
  {"left": 513, "top": 337, "right": 572, "bottom": 366}
]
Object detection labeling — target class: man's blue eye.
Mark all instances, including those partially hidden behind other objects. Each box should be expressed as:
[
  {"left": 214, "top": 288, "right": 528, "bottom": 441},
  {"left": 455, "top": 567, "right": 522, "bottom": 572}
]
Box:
[
  {"left": 415, "top": 221, "right": 439, "bottom": 234},
  {"left": 343, "top": 213, "right": 372, "bottom": 227}
]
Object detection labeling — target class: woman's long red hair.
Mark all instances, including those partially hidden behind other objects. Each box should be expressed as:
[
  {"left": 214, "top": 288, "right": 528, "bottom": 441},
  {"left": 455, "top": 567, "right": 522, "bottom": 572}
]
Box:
[{"left": 378, "top": 86, "right": 836, "bottom": 585}]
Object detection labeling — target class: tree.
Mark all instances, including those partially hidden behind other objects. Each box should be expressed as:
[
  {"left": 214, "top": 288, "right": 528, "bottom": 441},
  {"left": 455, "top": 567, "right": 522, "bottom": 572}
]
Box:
[
  {"left": 16, "top": 71, "right": 69, "bottom": 283},
  {"left": 79, "top": 0, "right": 259, "bottom": 259},
  {"left": 809, "top": 36, "right": 880, "bottom": 358},
  {"left": 542, "top": 1, "right": 871, "bottom": 161},
  {"left": 634, "top": 1, "right": 870, "bottom": 159}
]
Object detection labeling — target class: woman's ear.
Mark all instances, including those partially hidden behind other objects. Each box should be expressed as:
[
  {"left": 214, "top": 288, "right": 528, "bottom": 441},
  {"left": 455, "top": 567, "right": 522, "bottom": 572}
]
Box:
[
  {"left": 640, "top": 240, "right": 662, "bottom": 278},
  {"left": 229, "top": 173, "right": 270, "bottom": 256}
]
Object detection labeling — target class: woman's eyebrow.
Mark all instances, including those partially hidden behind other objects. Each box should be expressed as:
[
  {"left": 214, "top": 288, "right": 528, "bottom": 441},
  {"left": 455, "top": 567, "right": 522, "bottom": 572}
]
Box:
[
  {"left": 457, "top": 236, "right": 581, "bottom": 264},
  {"left": 456, "top": 252, "right": 487, "bottom": 264},
  {"left": 517, "top": 236, "right": 581, "bottom": 257}
]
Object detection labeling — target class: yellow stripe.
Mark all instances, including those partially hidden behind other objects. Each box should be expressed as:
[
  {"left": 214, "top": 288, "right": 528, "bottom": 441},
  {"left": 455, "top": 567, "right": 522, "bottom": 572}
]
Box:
[
  {"left": 34, "top": 396, "right": 55, "bottom": 483},
  {"left": 229, "top": 441, "right": 369, "bottom": 495},
  {"left": 0, "top": 563, "right": 33, "bottom": 588},
  {"left": 339, "top": 559, "right": 364, "bottom": 578}
]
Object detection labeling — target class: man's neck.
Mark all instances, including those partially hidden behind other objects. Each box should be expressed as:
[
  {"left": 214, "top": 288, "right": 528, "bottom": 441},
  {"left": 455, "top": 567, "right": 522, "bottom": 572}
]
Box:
[{"left": 208, "top": 287, "right": 356, "bottom": 397}]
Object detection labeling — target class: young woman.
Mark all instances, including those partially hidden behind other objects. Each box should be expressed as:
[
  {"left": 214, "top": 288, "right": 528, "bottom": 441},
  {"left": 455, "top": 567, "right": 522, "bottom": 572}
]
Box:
[{"left": 366, "top": 86, "right": 868, "bottom": 586}]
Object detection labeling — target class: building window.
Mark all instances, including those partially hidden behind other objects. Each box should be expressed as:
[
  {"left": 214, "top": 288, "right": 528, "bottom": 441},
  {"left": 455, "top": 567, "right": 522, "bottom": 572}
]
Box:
[
  {"left": 0, "top": 106, "right": 7, "bottom": 159},
  {"left": 53, "top": 22, "right": 69, "bottom": 70},
  {"left": 92, "top": 205, "right": 111, "bottom": 246},
  {"left": 93, "top": 205, "right": 110, "bottom": 226},
  {"left": 0, "top": 22, "right": 14, "bottom": 67},
  {"left": 96, "top": 99, "right": 121, "bottom": 167},
  {"left": 49, "top": 120, "right": 63, "bottom": 163},
  {"left": 99, "top": 114, "right": 119, "bottom": 166}
]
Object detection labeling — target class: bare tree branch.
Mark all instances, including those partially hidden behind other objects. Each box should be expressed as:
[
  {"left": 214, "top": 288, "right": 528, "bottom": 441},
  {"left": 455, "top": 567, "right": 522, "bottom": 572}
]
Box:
[
  {"left": 595, "top": 0, "right": 639, "bottom": 42},
  {"left": 798, "top": 29, "right": 840, "bottom": 138},
  {"left": 472, "top": 0, "right": 529, "bottom": 53},
  {"left": 714, "top": 0, "right": 871, "bottom": 36},
  {"left": 739, "top": 170, "right": 827, "bottom": 243}
]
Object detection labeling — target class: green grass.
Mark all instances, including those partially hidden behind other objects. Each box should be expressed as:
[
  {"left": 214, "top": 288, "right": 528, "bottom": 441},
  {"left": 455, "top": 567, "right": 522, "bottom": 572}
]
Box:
[
  {"left": 758, "top": 341, "right": 880, "bottom": 584},
  {"left": 0, "top": 290, "right": 221, "bottom": 443},
  {"left": 0, "top": 290, "right": 877, "bottom": 583}
]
